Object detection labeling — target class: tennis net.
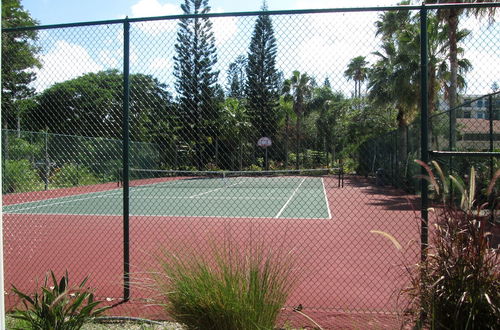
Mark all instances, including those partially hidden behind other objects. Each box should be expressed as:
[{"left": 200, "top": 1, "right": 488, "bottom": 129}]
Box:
[{"left": 118, "top": 168, "right": 343, "bottom": 189}]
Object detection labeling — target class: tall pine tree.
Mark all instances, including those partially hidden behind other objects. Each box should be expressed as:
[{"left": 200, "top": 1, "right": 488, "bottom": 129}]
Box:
[
  {"left": 245, "top": 3, "right": 279, "bottom": 142},
  {"left": 2, "top": 0, "right": 41, "bottom": 131},
  {"left": 226, "top": 55, "right": 246, "bottom": 99},
  {"left": 174, "top": 0, "right": 219, "bottom": 169}
]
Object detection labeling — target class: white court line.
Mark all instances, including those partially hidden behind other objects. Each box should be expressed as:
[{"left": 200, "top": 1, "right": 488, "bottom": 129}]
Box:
[
  {"left": 321, "top": 178, "right": 332, "bottom": 219},
  {"left": 3, "top": 211, "right": 330, "bottom": 219},
  {"left": 130, "top": 196, "right": 282, "bottom": 200},
  {"left": 5, "top": 191, "right": 122, "bottom": 213},
  {"left": 274, "top": 177, "right": 306, "bottom": 218},
  {"left": 187, "top": 180, "right": 245, "bottom": 198},
  {"left": 4, "top": 187, "right": 122, "bottom": 206}
]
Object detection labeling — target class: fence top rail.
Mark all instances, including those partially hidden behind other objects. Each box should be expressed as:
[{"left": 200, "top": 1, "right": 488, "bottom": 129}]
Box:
[
  {"left": 448, "top": 90, "right": 500, "bottom": 113},
  {"left": 3, "top": 2, "right": 500, "bottom": 32},
  {"left": 1, "top": 129, "right": 156, "bottom": 146},
  {"left": 430, "top": 151, "right": 500, "bottom": 158}
]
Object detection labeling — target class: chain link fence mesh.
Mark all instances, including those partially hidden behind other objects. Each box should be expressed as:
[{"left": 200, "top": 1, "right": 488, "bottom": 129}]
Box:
[{"left": 2, "top": 4, "right": 499, "bottom": 328}]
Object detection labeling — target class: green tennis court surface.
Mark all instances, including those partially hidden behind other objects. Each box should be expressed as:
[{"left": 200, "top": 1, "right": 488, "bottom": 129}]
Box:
[{"left": 4, "top": 176, "right": 332, "bottom": 219}]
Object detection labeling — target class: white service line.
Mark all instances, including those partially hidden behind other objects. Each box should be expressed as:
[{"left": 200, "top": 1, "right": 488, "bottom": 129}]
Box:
[
  {"left": 187, "top": 180, "right": 245, "bottom": 198},
  {"left": 4, "top": 211, "right": 330, "bottom": 219},
  {"left": 321, "top": 178, "right": 332, "bottom": 219},
  {"left": 6, "top": 191, "right": 122, "bottom": 213},
  {"left": 274, "top": 177, "right": 306, "bottom": 218},
  {"left": 131, "top": 196, "right": 282, "bottom": 200}
]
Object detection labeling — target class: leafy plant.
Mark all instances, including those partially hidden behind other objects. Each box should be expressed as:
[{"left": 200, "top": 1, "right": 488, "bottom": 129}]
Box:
[
  {"left": 8, "top": 136, "right": 43, "bottom": 161},
  {"left": 51, "top": 164, "right": 99, "bottom": 188},
  {"left": 154, "top": 243, "right": 295, "bottom": 330},
  {"left": 402, "top": 160, "right": 500, "bottom": 329},
  {"left": 3, "top": 159, "right": 44, "bottom": 193},
  {"left": 11, "top": 271, "right": 109, "bottom": 330}
]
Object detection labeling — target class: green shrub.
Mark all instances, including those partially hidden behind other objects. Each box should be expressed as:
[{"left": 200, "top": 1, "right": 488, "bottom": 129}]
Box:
[
  {"left": 11, "top": 271, "right": 109, "bottom": 330},
  {"left": 8, "top": 137, "right": 43, "bottom": 160},
  {"left": 51, "top": 164, "right": 99, "bottom": 188},
  {"left": 402, "top": 161, "right": 500, "bottom": 329},
  {"left": 244, "top": 164, "right": 263, "bottom": 171},
  {"left": 3, "top": 160, "right": 44, "bottom": 193},
  {"left": 154, "top": 243, "right": 295, "bottom": 330}
]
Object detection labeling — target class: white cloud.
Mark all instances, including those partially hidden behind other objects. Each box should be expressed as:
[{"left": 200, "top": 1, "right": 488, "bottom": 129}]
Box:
[
  {"left": 131, "top": 0, "right": 180, "bottom": 18},
  {"left": 149, "top": 57, "right": 171, "bottom": 70},
  {"left": 99, "top": 49, "right": 121, "bottom": 68},
  {"left": 211, "top": 8, "right": 238, "bottom": 46},
  {"left": 274, "top": 10, "right": 380, "bottom": 94},
  {"left": 463, "top": 50, "right": 500, "bottom": 95},
  {"left": 130, "top": 0, "right": 181, "bottom": 35},
  {"left": 292, "top": 0, "right": 401, "bottom": 10},
  {"left": 34, "top": 40, "right": 103, "bottom": 91}
]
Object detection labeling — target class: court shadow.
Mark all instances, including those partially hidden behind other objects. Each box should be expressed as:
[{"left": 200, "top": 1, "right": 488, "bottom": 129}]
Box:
[{"left": 344, "top": 176, "right": 420, "bottom": 211}]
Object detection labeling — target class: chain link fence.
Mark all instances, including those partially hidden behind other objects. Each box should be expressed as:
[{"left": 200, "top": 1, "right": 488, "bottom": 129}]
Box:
[
  {"left": 359, "top": 92, "right": 500, "bottom": 191},
  {"left": 2, "top": 3, "right": 499, "bottom": 328}
]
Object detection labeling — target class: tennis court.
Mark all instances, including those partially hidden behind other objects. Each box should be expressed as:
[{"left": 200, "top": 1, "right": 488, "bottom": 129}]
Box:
[{"left": 4, "top": 169, "right": 340, "bottom": 219}]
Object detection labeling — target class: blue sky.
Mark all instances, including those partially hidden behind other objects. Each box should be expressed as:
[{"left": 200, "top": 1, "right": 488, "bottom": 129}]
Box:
[
  {"left": 23, "top": 0, "right": 402, "bottom": 25},
  {"left": 19, "top": 0, "right": 500, "bottom": 96}
]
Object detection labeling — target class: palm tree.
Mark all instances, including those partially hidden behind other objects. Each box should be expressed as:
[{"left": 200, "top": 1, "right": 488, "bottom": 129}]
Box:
[
  {"left": 370, "top": 8, "right": 472, "bottom": 156},
  {"left": 370, "top": 9, "right": 419, "bottom": 128},
  {"left": 282, "top": 71, "right": 313, "bottom": 169},
  {"left": 219, "top": 97, "right": 253, "bottom": 169},
  {"left": 425, "top": 0, "right": 497, "bottom": 150},
  {"left": 344, "top": 56, "right": 369, "bottom": 98},
  {"left": 277, "top": 95, "right": 294, "bottom": 168}
]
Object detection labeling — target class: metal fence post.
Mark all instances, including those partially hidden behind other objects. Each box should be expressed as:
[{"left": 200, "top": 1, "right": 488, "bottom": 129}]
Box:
[
  {"left": 489, "top": 94, "right": 493, "bottom": 179},
  {"left": 419, "top": 5, "right": 429, "bottom": 262},
  {"left": 122, "top": 17, "right": 131, "bottom": 301}
]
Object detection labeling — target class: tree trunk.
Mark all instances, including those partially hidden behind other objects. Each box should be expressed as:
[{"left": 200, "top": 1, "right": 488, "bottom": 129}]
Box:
[
  {"left": 397, "top": 125, "right": 408, "bottom": 174},
  {"left": 296, "top": 112, "right": 300, "bottom": 170},
  {"left": 239, "top": 136, "right": 243, "bottom": 170},
  {"left": 285, "top": 113, "right": 289, "bottom": 168},
  {"left": 428, "top": 62, "right": 437, "bottom": 149},
  {"left": 448, "top": 10, "right": 459, "bottom": 151},
  {"left": 295, "top": 105, "right": 302, "bottom": 170},
  {"left": 17, "top": 115, "right": 21, "bottom": 138}
]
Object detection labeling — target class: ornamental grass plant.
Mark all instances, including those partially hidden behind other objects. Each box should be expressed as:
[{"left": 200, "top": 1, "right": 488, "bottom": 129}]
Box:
[
  {"left": 402, "top": 161, "right": 500, "bottom": 329},
  {"left": 153, "top": 241, "right": 295, "bottom": 330}
]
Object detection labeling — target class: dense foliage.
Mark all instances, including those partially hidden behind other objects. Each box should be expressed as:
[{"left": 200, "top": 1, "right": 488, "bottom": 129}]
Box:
[
  {"left": 1, "top": 0, "right": 41, "bottom": 131},
  {"left": 402, "top": 162, "right": 500, "bottom": 329},
  {"left": 2, "top": 0, "right": 494, "bottom": 194}
]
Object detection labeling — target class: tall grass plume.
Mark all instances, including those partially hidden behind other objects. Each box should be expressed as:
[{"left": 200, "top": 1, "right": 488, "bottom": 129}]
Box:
[
  {"left": 153, "top": 241, "right": 296, "bottom": 330},
  {"left": 402, "top": 161, "right": 499, "bottom": 329}
]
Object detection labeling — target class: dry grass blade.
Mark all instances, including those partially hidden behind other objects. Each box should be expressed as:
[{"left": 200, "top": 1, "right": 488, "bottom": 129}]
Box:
[
  {"left": 414, "top": 160, "right": 440, "bottom": 194},
  {"left": 369, "top": 230, "right": 403, "bottom": 250}
]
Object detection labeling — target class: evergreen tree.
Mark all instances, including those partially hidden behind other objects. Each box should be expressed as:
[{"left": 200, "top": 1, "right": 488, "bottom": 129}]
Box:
[
  {"left": 323, "top": 77, "right": 331, "bottom": 89},
  {"left": 173, "top": 0, "right": 219, "bottom": 169},
  {"left": 1, "top": 0, "right": 41, "bottom": 131},
  {"left": 245, "top": 3, "right": 279, "bottom": 142},
  {"left": 226, "top": 55, "right": 247, "bottom": 99}
]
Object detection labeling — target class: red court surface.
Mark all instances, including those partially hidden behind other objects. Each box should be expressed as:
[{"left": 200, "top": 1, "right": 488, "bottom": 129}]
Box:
[{"left": 3, "top": 176, "right": 420, "bottom": 329}]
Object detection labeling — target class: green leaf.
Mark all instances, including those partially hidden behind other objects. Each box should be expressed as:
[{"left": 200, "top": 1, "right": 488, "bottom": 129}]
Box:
[
  {"left": 69, "top": 292, "right": 88, "bottom": 314},
  {"left": 58, "top": 271, "right": 68, "bottom": 293},
  {"left": 11, "top": 285, "right": 35, "bottom": 305},
  {"left": 78, "top": 275, "right": 89, "bottom": 288}
]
